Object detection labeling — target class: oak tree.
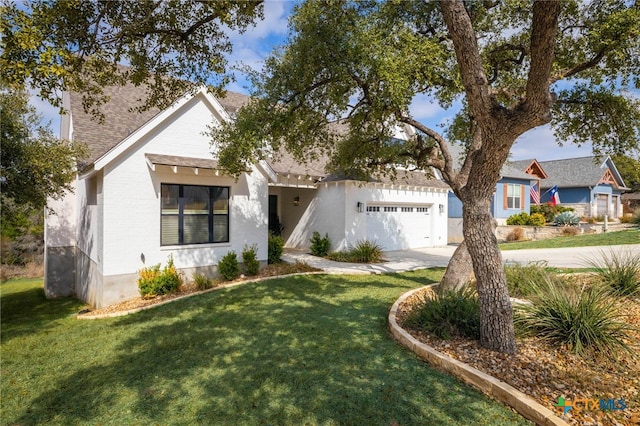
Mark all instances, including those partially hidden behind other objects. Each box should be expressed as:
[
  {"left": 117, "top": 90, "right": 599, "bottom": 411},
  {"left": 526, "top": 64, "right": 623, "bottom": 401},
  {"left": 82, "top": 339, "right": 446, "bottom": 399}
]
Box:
[
  {"left": 212, "top": 0, "right": 640, "bottom": 353},
  {"left": 1, "top": 0, "right": 263, "bottom": 118}
]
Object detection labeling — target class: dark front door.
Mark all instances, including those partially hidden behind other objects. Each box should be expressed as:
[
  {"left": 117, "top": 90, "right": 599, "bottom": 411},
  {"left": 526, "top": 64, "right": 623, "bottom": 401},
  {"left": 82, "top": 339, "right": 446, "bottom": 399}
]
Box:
[{"left": 268, "top": 195, "right": 281, "bottom": 235}]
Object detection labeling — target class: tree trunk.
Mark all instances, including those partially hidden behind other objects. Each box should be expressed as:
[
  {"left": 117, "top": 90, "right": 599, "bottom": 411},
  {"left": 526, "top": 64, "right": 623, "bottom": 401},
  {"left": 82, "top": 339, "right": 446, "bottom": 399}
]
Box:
[
  {"left": 462, "top": 196, "right": 517, "bottom": 354},
  {"left": 440, "top": 240, "right": 474, "bottom": 291}
]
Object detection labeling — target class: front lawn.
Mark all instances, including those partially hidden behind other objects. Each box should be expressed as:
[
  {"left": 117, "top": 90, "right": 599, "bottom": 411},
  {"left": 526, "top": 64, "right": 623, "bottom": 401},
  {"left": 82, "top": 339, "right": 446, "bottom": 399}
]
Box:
[
  {"left": 0, "top": 273, "right": 528, "bottom": 425},
  {"left": 500, "top": 228, "right": 639, "bottom": 250}
]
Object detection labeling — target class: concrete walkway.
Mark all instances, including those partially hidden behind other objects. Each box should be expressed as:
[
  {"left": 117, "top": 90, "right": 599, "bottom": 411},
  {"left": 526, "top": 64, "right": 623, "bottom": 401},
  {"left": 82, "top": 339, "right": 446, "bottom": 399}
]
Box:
[{"left": 283, "top": 244, "right": 640, "bottom": 274}]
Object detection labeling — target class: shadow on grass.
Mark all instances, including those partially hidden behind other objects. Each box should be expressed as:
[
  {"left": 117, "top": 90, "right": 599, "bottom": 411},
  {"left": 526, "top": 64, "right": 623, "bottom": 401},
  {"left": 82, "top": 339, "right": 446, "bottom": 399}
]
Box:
[
  {"left": 1, "top": 280, "right": 86, "bottom": 343},
  {"left": 7, "top": 274, "right": 527, "bottom": 425}
]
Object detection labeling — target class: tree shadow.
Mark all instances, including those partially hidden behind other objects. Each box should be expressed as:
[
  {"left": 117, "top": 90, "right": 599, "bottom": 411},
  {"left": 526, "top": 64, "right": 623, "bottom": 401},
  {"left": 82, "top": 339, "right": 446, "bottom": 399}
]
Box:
[{"left": 10, "top": 275, "right": 527, "bottom": 425}]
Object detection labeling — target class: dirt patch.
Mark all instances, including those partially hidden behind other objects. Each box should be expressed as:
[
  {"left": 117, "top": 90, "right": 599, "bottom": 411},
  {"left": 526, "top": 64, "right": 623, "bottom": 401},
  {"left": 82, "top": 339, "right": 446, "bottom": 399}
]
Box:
[{"left": 397, "top": 287, "right": 640, "bottom": 425}]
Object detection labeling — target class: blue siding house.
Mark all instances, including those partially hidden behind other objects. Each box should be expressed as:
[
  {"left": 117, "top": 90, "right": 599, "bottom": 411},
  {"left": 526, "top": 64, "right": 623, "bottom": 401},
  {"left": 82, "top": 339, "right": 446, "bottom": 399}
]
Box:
[{"left": 535, "top": 156, "right": 628, "bottom": 219}]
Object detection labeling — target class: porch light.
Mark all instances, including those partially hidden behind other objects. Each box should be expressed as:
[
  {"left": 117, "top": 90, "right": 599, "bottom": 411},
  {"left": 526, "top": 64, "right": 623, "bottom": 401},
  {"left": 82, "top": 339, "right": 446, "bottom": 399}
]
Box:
[
  {"left": 439, "top": 204, "right": 445, "bottom": 214},
  {"left": 357, "top": 202, "right": 364, "bottom": 213},
  {"left": 293, "top": 196, "right": 300, "bottom": 206}
]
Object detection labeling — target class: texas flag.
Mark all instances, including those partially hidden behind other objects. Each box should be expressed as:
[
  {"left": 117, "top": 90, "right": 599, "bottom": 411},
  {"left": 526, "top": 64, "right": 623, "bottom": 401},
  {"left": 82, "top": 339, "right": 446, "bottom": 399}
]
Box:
[{"left": 548, "top": 185, "right": 561, "bottom": 206}]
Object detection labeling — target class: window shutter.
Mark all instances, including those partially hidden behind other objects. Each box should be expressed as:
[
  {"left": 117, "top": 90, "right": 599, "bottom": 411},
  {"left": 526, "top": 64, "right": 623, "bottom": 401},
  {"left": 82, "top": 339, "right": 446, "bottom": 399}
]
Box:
[
  {"left": 503, "top": 184, "right": 508, "bottom": 209},
  {"left": 520, "top": 185, "right": 525, "bottom": 209}
]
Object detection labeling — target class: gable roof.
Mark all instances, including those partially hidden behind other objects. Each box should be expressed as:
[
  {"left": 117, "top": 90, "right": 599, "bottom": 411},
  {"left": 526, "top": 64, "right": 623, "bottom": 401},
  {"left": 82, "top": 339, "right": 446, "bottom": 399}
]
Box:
[
  {"left": 508, "top": 159, "right": 548, "bottom": 179},
  {"left": 69, "top": 84, "right": 251, "bottom": 169},
  {"left": 537, "top": 156, "right": 628, "bottom": 189}
]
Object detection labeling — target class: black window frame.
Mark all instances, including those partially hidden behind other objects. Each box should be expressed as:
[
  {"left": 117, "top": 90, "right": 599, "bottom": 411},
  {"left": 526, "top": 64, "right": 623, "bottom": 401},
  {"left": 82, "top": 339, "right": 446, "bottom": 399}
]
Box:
[{"left": 161, "top": 183, "right": 230, "bottom": 246}]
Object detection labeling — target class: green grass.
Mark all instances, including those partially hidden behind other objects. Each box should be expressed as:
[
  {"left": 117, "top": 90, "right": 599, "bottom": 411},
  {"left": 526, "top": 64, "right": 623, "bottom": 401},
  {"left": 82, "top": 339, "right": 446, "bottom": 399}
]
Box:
[
  {"left": 500, "top": 229, "right": 640, "bottom": 250},
  {"left": 1, "top": 272, "right": 529, "bottom": 425}
]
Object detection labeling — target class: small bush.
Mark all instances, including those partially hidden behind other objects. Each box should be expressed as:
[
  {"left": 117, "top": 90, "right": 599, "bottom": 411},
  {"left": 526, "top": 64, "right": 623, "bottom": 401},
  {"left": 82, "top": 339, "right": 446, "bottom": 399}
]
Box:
[
  {"left": 349, "top": 240, "right": 384, "bottom": 263},
  {"left": 138, "top": 255, "right": 183, "bottom": 297},
  {"left": 504, "top": 261, "right": 562, "bottom": 299},
  {"left": 193, "top": 272, "right": 213, "bottom": 290},
  {"left": 633, "top": 209, "right": 640, "bottom": 226},
  {"left": 515, "top": 279, "right": 634, "bottom": 358},
  {"left": 586, "top": 250, "right": 640, "bottom": 297},
  {"left": 506, "top": 227, "right": 525, "bottom": 242},
  {"left": 506, "top": 212, "right": 530, "bottom": 226},
  {"left": 554, "top": 211, "right": 580, "bottom": 226},
  {"left": 403, "top": 286, "right": 480, "bottom": 340},
  {"left": 218, "top": 251, "right": 240, "bottom": 281},
  {"left": 309, "top": 231, "right": 331, "bottom": 257},
  {"left": 242, "top": 244, "right": 260, "bottom": 276},
  {"left": 268, "top": 232, "right": 284, "bottom": 264},
  {"left": 528, "top": 213, "right": 546, "bottom": 227},
  {"left": 531, "top": 204, "right": 573, "bottom": 222},
  {"left": 561, "top": 226, "right": 580, "bottom": 236},
  {"left": 326, "top": 251, "right": 353, "bottom": 262}
]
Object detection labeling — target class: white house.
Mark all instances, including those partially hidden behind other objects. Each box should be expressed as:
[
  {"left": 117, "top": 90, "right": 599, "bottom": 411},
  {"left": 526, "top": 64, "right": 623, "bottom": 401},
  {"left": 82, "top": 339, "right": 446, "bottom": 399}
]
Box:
[{"left": 45, "top": 85, "right": 449, "bottom": 308}]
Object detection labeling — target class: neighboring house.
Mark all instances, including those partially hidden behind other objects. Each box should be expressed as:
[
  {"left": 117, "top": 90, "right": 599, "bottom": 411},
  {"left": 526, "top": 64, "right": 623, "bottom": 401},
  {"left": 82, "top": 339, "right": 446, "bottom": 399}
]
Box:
[
  {"left": 447, "top": 147, "right": 537, "bottom": 242},
  {"left": 45, "top": 85, "right": 450, "bottom": 308},
  {"left": 530, "top": 156, "right": 628, "bottom": 219}
]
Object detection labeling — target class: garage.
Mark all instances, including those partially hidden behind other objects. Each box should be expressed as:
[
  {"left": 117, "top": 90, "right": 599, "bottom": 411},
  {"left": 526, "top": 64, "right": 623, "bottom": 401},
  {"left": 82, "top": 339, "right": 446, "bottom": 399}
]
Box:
[{"left": 366, "top": 204, "right": 432, "bottom": 251}]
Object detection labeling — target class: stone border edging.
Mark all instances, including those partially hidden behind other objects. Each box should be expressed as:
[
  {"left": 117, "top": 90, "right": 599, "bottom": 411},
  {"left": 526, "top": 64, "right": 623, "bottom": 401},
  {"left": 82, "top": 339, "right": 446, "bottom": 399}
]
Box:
[
  {"left": 388, "top": 285, "right": 568, "bottom": 426},
  {"left": 76, "top": 271, "right": 328, "bottom": 320}
]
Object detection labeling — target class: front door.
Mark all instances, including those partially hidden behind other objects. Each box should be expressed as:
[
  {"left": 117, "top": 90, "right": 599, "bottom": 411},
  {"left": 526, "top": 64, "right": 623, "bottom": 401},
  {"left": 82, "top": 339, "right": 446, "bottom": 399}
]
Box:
[{"left": 268, "top": 195, "right": 281, "bottom": 235}]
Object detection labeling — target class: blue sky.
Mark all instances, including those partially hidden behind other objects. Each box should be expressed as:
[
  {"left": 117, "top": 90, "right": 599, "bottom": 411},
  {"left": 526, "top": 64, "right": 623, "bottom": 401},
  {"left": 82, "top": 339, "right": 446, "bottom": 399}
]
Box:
[{"left": 33, "top": 0, "right": 633, "bottom": 162}]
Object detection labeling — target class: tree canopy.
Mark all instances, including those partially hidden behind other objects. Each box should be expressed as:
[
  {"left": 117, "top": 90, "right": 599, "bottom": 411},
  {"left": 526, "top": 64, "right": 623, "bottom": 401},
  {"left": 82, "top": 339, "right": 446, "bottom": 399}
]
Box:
[
  {"left": 212, "top": 0, "right": 640, "bottom": 353},
  {"left": 1, "top": 0, "right": 263, "bottom": 119},
  {"left": 0, "top": 85, "right": 86, "bottom": 236}
]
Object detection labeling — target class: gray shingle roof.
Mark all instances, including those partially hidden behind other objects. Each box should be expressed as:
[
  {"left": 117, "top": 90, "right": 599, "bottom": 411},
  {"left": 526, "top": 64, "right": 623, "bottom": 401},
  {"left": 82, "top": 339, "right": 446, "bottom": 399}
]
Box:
[
  {"left": 446, "top": 143, "right": 533, "bottom": 180},
  {"left": 537, "top": 156, "right": 614, "bottom": 188}
]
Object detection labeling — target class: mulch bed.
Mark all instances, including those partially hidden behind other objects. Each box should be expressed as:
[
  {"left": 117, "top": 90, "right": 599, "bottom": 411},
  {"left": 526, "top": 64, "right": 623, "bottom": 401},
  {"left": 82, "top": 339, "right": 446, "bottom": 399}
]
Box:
[{"left": 397, "top": 286, "right": 640, "bottom": 426}]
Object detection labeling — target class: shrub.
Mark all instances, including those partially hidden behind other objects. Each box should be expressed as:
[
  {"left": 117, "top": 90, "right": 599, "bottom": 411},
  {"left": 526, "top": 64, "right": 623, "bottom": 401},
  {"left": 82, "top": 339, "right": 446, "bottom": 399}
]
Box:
[
  {"left": 528, "top": 212, "right": 546, "bottom": 227},
  {"left": 403, "top": 286, "right": 480, "bottom": 340},
  {"left": 503, "top": 261, "right": 565, "bottom": 299},
  {"left": 586, "top": 250, "right": 640, "bottom": 297},
  {"left": 506, "top": 212, "right": 530, "bottom": 226},
  {"left": 218, "top": 251, "right": 240, "bottom": 281},
  {"left": 138, "top": 255, "right": 183, "bottom": 297},
  {"left": 531, "top": 204, "right": 573, "bottom": 222},
  {"left": 326, "top": 251, "right": 352, "bottom": 262},
  {"left": 553, "top": 211, "right": 580, "bottom": 226},
  {"left": 268, "top": 232, "right": 284, "bottom": 264},
  {"left": 633, "top": 209, "right": 640, "bottom": 226},
  {"left": 193, "top": 272, "right": 213, "bottom": 290},
  {"left": 505, "top": 227, "right": 525, "bottom": 242},
  {"left": 242, "top": 244, "right": 260, "bottom": 276},
  {"left": 349, "top": 240, "right": 384, "bottom": 263},
  {"left": 514, "top": 279, "right": 634, "bottom": 358},
  {"left": 309, "top": 231, "right": 331, "bottom": 257},
  {"left": 561, "top": 226, "right": 580, "bottom": 236}
]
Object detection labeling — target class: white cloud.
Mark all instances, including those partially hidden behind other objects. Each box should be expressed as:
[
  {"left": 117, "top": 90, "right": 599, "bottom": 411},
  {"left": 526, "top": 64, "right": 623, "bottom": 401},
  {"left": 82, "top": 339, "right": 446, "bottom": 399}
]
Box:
[{"left": 511, "top": 125, "right": 593, "bottom": 161}]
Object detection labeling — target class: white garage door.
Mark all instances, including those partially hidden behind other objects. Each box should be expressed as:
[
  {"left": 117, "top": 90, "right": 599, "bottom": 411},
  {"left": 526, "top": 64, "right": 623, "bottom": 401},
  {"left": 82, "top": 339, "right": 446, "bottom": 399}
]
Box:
[{"left": 366, "top": 205, "right": 432, "bottom": 251}]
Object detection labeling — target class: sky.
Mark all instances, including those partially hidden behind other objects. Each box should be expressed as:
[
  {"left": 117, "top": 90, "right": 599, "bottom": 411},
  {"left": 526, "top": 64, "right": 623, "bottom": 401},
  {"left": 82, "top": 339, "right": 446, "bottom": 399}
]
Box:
[{"left": 32, "top": 0, "right": 633, "bottom": 162}]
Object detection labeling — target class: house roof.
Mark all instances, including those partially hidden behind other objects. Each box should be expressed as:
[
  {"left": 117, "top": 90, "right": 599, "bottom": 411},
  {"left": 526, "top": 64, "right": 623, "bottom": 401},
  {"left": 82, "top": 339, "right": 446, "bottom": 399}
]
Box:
[
  {"left": 508, "top": 159, "right": 548, "bottom": 179},
  {"left": 446, "top": 143, "right": 533, "bottom": 181},
  {"left": 68, "top": 83, "right": 446, "bottom": 190},
  {"left": 537, "top": 156, "right": 628, "bottom": 189},
  {"left": 70, "top": 84, "right": 251, "bottom": 168}
]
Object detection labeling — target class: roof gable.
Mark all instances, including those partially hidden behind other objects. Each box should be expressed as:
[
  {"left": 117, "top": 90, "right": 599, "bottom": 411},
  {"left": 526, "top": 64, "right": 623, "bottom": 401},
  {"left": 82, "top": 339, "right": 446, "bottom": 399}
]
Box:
[
  {"left": 537, "top": 156, "right": 627, "bottom": 189},
  {"left": 68, "top": 84, "right": 250, "bottom": 172}
]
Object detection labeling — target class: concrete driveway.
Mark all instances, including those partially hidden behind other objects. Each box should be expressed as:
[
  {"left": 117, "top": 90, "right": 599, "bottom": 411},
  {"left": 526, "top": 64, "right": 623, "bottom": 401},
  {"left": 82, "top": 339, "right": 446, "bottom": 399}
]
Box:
[{"left": 283, "top": 244, "right": 640, "bottom": 274}]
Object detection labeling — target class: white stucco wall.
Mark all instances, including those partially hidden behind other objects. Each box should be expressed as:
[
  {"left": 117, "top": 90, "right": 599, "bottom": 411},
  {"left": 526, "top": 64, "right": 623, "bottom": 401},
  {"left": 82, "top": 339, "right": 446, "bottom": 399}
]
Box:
[
  {"left": 99, "top": 94, "right": 268, "bottom": 278},
  {"left": 283, "top": 181, "right": 449, "bottom": 251}
]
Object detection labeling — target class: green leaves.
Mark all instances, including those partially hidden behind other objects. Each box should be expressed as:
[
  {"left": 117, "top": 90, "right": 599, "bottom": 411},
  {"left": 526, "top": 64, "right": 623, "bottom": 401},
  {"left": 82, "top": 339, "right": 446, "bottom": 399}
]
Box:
[
  {"left": 1, "top": 0, "right": 263, "bottom": 116},
  {"left": 0, "top": 86, "right": 86, "bottom": 212}
]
